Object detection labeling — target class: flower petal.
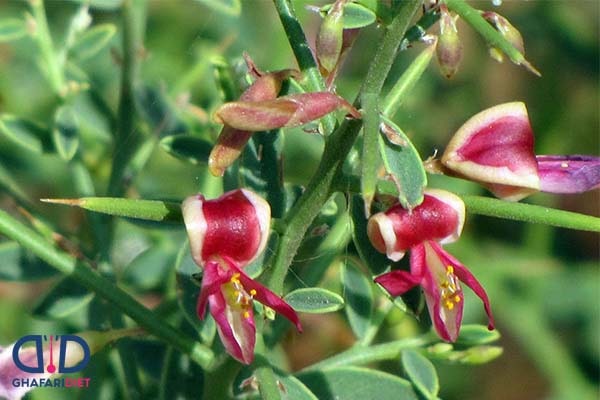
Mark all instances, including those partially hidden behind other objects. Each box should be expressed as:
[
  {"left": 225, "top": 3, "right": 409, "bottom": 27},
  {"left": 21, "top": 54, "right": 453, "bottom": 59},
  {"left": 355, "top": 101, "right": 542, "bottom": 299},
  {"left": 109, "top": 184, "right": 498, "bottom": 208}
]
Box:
[
  {"left": 428, "top": 241, "right": 495, "bottom": 331},
  {"left": 537, "top": 155, "right": 600, "bottom": 194},
  {"left": 209, "top": 289, "right": 256, "bottom": 364},
  {"left": 442, "top": 102, "right": 540, "bottom": 190},
  {"left": 374, "top": 270, "right": 421, "bottom": 297},
  {"left": 229, "top": 261, "right": 302, "bottom": 332},
  {"left": 197, "top": 260, "right": 231, "bottom": 320}
]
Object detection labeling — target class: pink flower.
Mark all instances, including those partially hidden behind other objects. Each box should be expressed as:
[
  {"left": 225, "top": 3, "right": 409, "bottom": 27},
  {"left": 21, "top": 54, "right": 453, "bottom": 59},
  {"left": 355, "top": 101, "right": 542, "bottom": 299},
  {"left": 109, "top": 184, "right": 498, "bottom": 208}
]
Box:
[
  {"left": 182, "top": 189, "right": 301, "bottom": 364},
  {"left": 441, "top": 102, "right": 600, "bottom": 201},
  {"left": 368, "top": 189, "right": 494, "bottom": 342}
]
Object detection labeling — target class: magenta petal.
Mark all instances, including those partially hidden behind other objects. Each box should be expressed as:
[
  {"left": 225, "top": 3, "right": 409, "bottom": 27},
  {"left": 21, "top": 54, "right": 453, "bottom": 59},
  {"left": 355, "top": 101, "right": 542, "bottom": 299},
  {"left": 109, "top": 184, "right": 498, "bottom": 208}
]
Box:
[
  {"left": 197, "top": 261, "right": 231, "bottom": 320},
  {"left": 209, "top": 290, "right": 256, "bottom": 364},
  {"left": 537, "top": 155, "right": 600, "bottom": 194},
  {"left": 429, "top": 242, "right": 495, "bottom": 331},
  {"left": 231, "top": 263, "right": 303, "bottom": 332},
  {"left": 374, "top": 270, "right": 421, "bottom": 297}
]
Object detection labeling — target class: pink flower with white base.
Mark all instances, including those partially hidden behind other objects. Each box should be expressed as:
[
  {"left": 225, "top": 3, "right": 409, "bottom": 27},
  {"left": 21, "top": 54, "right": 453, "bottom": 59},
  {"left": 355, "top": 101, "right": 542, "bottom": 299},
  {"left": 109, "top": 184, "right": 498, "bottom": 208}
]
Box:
[
  {"left": 368, "top": 189, "right": 494, "bottom": 342},
  {"left": 182, "top": 189, "right": 302, "bottom": 364},
  {"left": 441, "top": 102, "right": 600, "bottom": 201}
]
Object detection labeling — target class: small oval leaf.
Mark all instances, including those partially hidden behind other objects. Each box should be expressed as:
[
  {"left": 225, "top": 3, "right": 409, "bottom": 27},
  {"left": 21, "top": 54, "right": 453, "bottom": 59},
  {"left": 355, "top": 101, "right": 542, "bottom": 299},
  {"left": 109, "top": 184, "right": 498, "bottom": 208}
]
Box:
[
  {"left": 456, "top": 324, "right": 501, "bottom": 346},
  {"left": 298, "top": 366, "right": 418, "bottom": 400},
  {"left": 320, "top": 3, "right": 377, "bottom": 29},
  {"left": 378, "top": 116, "right": 426, "bottom": 209},
  {"left": 350, "top": 195, "right": 391, "bottom": 275},
  {"left": 0, "top": 18, "right": 27, "bottom": 42},
  {"left": 70, "top": 23, "right": 117, "bottom": 61},
  {"left": 401, "top": 349, "right": 439, "bottom": 399},
  {"left": 53, "top": 105, "right": 80, "bottom": 160},
  {"left": 160, "top": 134, "right": 213, "bottom": 165},
  {"left": 284, "top": 288, "right": 344, "bottom": 314},
  {"left": 342, "top": 257, "right": 373, "bottom": 340}
]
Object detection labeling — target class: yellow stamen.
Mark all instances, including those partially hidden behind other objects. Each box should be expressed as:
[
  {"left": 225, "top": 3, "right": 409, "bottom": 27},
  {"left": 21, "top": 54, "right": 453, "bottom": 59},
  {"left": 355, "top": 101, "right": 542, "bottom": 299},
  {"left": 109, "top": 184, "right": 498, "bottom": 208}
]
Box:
[
  {"left": 440, "top": 265, "right": 462, "bottom": 311},
  {"left": 250, "top": 289, "right": 257, "bottom": 296},
  {"left": 243, "top": 311, "right": 250, "bottom": 319}
]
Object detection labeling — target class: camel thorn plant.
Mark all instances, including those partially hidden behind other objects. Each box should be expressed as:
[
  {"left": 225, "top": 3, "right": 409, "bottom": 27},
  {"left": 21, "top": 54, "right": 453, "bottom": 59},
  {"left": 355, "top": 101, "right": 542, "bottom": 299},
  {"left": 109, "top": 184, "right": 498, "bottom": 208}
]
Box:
[{"left": 0, "top": 1, "right": 597, "bottom": 399}]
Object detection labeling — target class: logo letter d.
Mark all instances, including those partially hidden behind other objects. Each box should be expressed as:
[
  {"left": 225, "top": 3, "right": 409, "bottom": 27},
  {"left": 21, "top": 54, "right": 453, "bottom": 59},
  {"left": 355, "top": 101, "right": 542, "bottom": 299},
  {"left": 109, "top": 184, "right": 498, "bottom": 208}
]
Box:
[
  {"left": 58, "top": 335, "right": 91, "bottom": 373},
  {"left": 12, "top": 335, "right": 44, "bottom": 373}
]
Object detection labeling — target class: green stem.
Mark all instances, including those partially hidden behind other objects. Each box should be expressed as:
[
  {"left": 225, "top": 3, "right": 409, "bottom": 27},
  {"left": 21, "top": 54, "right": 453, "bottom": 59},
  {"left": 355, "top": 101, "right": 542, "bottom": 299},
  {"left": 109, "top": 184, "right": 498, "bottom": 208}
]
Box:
[
  {"left": 107, "top": 0, "right": 144, "bottom": 196},
  {"left": 300, "top": 335, "right": 434, "bottom": 372},
  {"left": 254, "top": 334, "right": 281, "bottom": 400},
  {"left": 29, "top": 0, "right": 65, "bottom": 96},
  {"left": 272, "top": 0, "right": 335, "bottom": 134},
  {"left": 0, "top": 209, "right": 214, "bottom": 369},
  {"left": 462, "top": 194, "right": 600, "bottom": 233},
  {"left": 265, "top": 1, "right": 422, "bottom": 294}
]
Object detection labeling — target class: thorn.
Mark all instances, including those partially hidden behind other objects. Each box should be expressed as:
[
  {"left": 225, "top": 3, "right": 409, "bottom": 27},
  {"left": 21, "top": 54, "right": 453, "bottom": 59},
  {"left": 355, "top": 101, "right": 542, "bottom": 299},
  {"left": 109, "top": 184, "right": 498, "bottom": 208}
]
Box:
[
  {"left": 40, "top": 198, "right": 83, "bottom": 207},
  {"left": 521, "top": 59, "right": 541, "bottom": 77}
]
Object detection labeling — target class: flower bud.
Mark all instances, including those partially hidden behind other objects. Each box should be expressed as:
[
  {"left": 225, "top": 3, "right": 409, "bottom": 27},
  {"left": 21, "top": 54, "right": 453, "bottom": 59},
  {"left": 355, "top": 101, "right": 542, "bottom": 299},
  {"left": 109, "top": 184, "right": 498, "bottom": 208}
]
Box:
[
  {"left": 436, "top": 5, "right": 463, "bottom": 79},
  {"left": 316, "top": 0, "right": 346, "bottom": 76},
  {"left": 482, "top": 12, "right": 524, "bottom": 63},
  {"left": 367, "top": 189, "right": 465, "bottom": 261},
  {"left": 182, "top": 189, "right": 271, "bottom": 268},
  {"left": 441, "top": 101, "right": 540, "bottom": 200},
  {"left": 214, "top": 92, "right": 361, "bottom": 132},
  {"left": 208, "top": 66, "right": 300, "bottom": 177}
]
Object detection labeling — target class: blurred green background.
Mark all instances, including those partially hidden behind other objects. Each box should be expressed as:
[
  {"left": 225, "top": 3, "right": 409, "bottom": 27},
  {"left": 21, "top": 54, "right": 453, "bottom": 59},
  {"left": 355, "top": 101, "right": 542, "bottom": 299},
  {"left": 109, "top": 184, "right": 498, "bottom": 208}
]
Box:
[{"left": 0, "top": 1, "right": 598, "bottom": 399}]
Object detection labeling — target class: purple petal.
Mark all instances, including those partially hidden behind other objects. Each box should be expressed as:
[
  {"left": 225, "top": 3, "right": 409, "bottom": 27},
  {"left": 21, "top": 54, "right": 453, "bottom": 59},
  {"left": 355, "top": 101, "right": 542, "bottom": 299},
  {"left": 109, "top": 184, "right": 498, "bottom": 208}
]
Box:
[
  {"left": 197, "top": 260, "right": 231, "bottom": 320},
  {"left": 429, "top": 241, "right": 495, "bottom": 331},
  {"left": 0, "top": 344, "right": 53, "bottom": 400},
  {"left": 208, "top": 290, "right": 256, "bottom": 364},
  {"left": 231, "top": 262, "right": 302, "bottom": 332},
  {"left": 537, "top": 155, "right": 600, "bottom": 194},
  {"left": 374, "top": 270, "right": 421, "bottom": 297}
]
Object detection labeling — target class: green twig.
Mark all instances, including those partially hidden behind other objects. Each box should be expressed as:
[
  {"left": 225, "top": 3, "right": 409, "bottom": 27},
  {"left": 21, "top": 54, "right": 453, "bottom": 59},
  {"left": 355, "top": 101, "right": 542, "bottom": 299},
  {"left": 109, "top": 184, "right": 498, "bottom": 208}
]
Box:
[
  {"left": 0, "top": 209, "right": 214, "bottom": 369},
  {"left": 272, "top": 0, "right": 335, "bottom": 134},
  {"left": 265, "top": 1, "right": 422, "bottom": 294}
]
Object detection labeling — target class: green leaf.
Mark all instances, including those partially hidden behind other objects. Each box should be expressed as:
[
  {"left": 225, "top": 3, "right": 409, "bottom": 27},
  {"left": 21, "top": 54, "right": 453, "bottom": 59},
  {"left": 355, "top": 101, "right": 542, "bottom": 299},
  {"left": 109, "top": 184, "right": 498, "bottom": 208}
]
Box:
[
  {"left": 65, "top": 0, "right": 123, "bottom": 10},
  {"left": 0, "top": 241, "right": 59, "bottom": 281},
  {"left": 0, "top": 18, "right": 27, "bottom": 42},
  {"left": 33, "top": 277, "right": 94, "bottom": 318},
  {"left": 320, "top": 2, "right": 377, "bottom": 29},
  {"left": 41, "top": 197, "right": 183, "bottom": 224},
  {"left": 378, "top": 116, "right": 426, "bottom": 209},
  {"left": 401, "top": 349, "right": 439, "bottom": 399},
  {"left": 122, "top": 242, "right": 177, "bottom": 291},
  {"left": 160, "top": 134, "right": 212, "bottom": 165},
  {"left": 53, "top": 105, "right": 80, "bottom": 161},
  {"left": 455, "top": 324, "right": 501, "bottom": 346},
  {"left": 349, "top": 195, "right": 390, "bottom": 275},
  {"left": 0, "top": 115, "right": 51, "bottom": 153},
  {"left": 284, "top": 288, "right": 344, "bottom": 314},
  {"left": 136, "top": 85, "right": 187, "bottom": 136},
  {"left": 193, "top": 0, "right": 241, "bottom": 16},
  {"left": 70, "top": 23, "right": 116, "bottom": 61},
  {"left": 342, "top": 258, "right": 373, "bottom": 340},
  {"left": 298, "top": 366, "right": 418, "bottom": 400},
  {"left": 278, "top": 374, "right": 318, "bottom": 400},
  {"left": 159, "top": 346, "right": 205, "bottom": 400},
  {"left": 212, "top": 56, "right": 239, "bottom": 102}
]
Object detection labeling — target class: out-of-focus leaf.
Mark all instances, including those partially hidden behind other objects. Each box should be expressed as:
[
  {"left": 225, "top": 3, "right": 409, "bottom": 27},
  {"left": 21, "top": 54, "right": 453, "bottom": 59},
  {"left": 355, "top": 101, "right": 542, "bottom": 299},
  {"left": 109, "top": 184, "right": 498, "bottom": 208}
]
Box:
[
  {"left": 298, "top": 367, "right": 418, "bottom": 400},
  {"left": 160, "top": 134, "right": 212, "bottom": 165},
  {"left": 70, "top": 23, "right": 116, "bottom": 61},
  {"left": 53, "top": 105, "right": 80, "bottom": 161},
  {"left": 65, "top": 0, "right": 122, "bottom": 10},
  {"left": 122, "top": 242, "right": 177, "bottom": 291},
  {"left": 0, "top": 115, "right": 51, "bottom": 153},
  {"left": 212, "top": 56, "right": 239, "bottom": 102},
  {"left": 193, "top": 0, "right": 241, "bottom": 16},
  {"left": 159, "top": 346, "right": 204, "bottom": 400},
  {"left": 320, "top": 2, "right": 377, "bottom": 29},
  {"left": 455, "top": 324, "right": 501, "bottom": 346},
  {"left": 284, "top": 288, "right": 344, "bottom": 314},
  {"left": 136, "top": 86, "right": 187, "bottom": 137},
  {"left": 428, "top": 345, "right": 503, "bottom": 364},
  {"left": 350, "top": 195, "right": 390, "bottom": 275},
  {"left": 401, "top": 349, "right": 439, "bottom": 400},
  {"left": 278, "top": 374, "right": 318, "bottom": 400},
  {"left": 0, "top": 241, "right": 59, "bottom": 281},
  {"left": 0, "top": 18, "right": 27, "bottom": 42},
  {"left": 33, "top": 277, "right": 94, "bottom": 318},
  {"left": 342, "top": 257, "right": 373, "bottom": 340},
  {"left": 378, "top": 116, "right": 426, "bottom": 209}
]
